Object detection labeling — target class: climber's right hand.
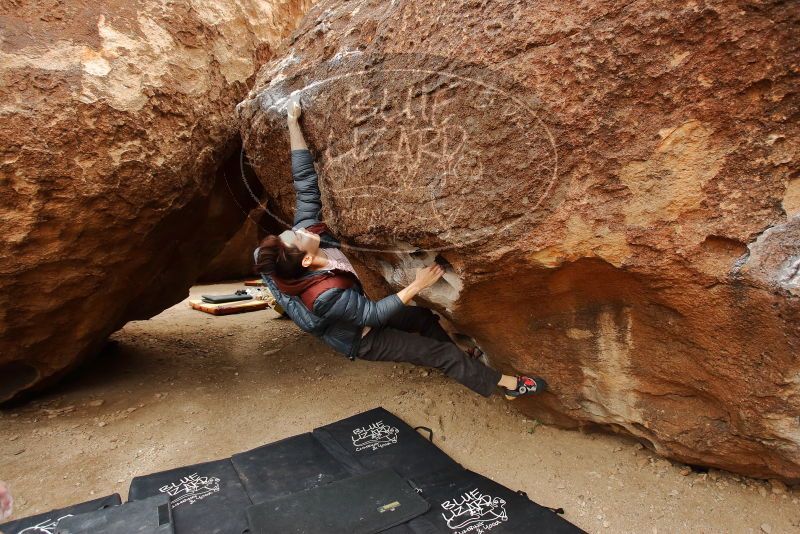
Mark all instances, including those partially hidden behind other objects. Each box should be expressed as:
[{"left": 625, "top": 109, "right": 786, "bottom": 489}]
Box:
[{"left": 413, "top": 264, "right": 445, "bottom": 290}]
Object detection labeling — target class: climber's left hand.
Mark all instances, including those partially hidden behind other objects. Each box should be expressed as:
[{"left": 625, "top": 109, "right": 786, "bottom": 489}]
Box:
[{"left": 287, "top": 92, "right": 302, "bottom": 122}]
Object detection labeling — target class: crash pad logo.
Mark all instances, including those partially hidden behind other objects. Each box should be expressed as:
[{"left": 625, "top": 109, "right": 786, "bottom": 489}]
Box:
[
  {"left": 18, "top": 515, "right": 73, "bottom": 534},
  {"left": 159, "top": 472, "right": 221, "bottom": 508},
  {"left": 351, "top": 420, "right": 400, "bottom": 451},
  {"left": 441, "top": 488, "right": 508, "bottom": 534}
]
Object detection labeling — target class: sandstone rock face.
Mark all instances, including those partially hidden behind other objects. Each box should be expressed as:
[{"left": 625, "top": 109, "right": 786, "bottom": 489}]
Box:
[
  {"left": 198, "top": 212, "right": 276, "bottom": 283},
  {"left": 238, "top": 0, "right": 800, "bottom": 479},
  {"left": 0, "top": 0, "right": 314, "bottom": 402}
]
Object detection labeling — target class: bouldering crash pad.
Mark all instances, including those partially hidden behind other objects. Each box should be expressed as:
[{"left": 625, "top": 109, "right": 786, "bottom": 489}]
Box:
[
  {"left": 55, "top": 494, "right": 172, "bottom": 534},
  {"left": 188, "top": 299, "right": 270, "bottom": 316},
  {"left": 245, "top": 468, "right": 430, "bottom": 534},
  {"left": 4, "top": 408, "right": 584, "bottom": 534},
  {"left": 0, "top": 494, "right": 121, "bottom": 534},
  {"left": 128, "top": 459, "right": 251, "bottom": 534}
]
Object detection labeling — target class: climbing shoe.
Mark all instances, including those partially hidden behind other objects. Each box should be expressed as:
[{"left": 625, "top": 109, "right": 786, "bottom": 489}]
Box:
[{"left": 502, "top": 375, "right": 547, "bottom": 400}]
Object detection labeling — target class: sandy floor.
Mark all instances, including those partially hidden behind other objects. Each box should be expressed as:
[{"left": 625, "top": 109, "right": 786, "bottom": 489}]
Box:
[{"left": 1, "top": 282, "right": 798, "bottom": 533}]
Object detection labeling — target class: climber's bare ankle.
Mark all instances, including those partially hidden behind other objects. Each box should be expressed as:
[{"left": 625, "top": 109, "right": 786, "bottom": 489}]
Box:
[{"left": 498, "top": 375, "right": 517, "bottom": 390}]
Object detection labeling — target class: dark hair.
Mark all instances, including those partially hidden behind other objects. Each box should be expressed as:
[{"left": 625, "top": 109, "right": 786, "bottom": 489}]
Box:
[{"left": 254, "top": 234, "right": 308, "bottom": 279}]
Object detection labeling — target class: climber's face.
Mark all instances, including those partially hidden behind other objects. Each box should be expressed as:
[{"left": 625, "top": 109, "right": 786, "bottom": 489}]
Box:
[{"left": 279, "top": 228, "right": 320, "bottom": 257}]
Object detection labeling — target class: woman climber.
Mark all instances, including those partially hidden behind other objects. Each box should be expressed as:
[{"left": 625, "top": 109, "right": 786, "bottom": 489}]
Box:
[{"left": 252, "top": 93, "right": 547, "bottom": 400}]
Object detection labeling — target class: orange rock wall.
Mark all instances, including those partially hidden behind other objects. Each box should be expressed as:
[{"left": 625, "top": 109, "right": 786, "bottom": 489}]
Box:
[
  {"left": 0, "top": 0, "right": 316, "bottom": 402},
  {"left": 238, "top": 0, "right": 799, "bottom": 479}
]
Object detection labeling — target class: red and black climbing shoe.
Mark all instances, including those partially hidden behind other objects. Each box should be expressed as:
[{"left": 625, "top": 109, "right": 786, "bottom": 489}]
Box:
[{"left": 502, "top": 375, "right": 547, "bottom": 400}]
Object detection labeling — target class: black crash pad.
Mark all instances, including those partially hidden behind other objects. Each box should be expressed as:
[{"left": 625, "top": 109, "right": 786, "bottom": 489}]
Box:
[
  {"left": 0, "top": 494, "right": 121, "bottom": 534},
  {"left": 231, "top": 432, "right": 351, "bottom": 504},
  {"left": 55, "top": 494, "right": 173, "bottom": 534},
  {"left": 10, "top": 406, "right": 585, "bottom": 534},
  {"left": 128, "top": 459, "right": 250, "bottom": 534},
  {"left": 407, "top": 468, "right": 586, "bottom": 534},
  {"left": 312, "top": 407, "right": 460, "bottom": 479},
  {"left": 246, "top": 467, "right": 430, "bottom": 534}
]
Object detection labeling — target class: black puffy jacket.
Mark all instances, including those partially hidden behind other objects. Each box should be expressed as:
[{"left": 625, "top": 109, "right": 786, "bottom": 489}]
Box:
[{"left": 256, "top": 149, "right": 403, "bottom": 359}]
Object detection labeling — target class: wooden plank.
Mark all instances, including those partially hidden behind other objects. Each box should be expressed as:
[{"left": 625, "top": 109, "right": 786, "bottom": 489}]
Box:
[{"left": 188, "top": 298, "right": 270, "bottom": 316}]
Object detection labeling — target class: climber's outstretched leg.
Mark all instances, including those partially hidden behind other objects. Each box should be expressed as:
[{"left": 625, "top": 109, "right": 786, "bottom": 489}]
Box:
[
  {"left": 356, "top": 326, "right": 547, "bottom": 399},
  {"left": 357, "top": 326, "right": 500, "bottom": 396}
]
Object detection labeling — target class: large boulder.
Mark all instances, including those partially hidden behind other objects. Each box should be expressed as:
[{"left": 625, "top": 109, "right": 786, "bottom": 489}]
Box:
[
  {"left": 0, "top": 0, "right": 315, "bottom": 403},
  {"left": 198, "top": 210, "right": 284, "bottom": 283},
  {"left": 237, "top": 0, "right": 800, "bottom": 480},
  {"left": 198, "top": 215, "right": 263, "bottom": 283}
]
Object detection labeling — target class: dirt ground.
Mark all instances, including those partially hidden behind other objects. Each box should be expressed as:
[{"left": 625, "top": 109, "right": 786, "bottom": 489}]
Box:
[{"left": 2, "top": 282, "right": 798, "bottom": 533}]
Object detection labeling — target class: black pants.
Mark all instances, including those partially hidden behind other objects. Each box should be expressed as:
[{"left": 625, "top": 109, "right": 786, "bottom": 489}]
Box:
[{"left": 356, "top": 306, "right": 502, "bottom": 397}]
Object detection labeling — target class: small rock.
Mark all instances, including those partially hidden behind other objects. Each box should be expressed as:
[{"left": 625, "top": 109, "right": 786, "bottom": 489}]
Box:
[
  {"left": 602, "top": 521, "right": 610, "bottom": 528},
  {"left": 43, "top": 405, "right": 75, "bottom": 417},
  {"left": 88, "top": 399, "right": 104, "bottom": 407},
  {"left": 633, "top": 443, "right": 644, "bottom": 451},
  {"left": 768, "top": 479, "right": 787, "bottom": 494},
  {"left": 126, "top": 407, "right": 137, "bottom": 414},
  {"left": 9, "top": 434, "right": 19, "bottom": 441},
  {"left": 421, "top": 371, "right": 429, "bottom": 377},
  {"left": 758, "top": 486, "right": 768, "bottom": 497},
  {"left": 98, "top": 421, "right": 107, "bottom": 427},
  {"left": 760, "top": 523, "right": 772, "bottom": 534},
  {"left": 679, "top": 467, "right": 692, "bottom": 476}
]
